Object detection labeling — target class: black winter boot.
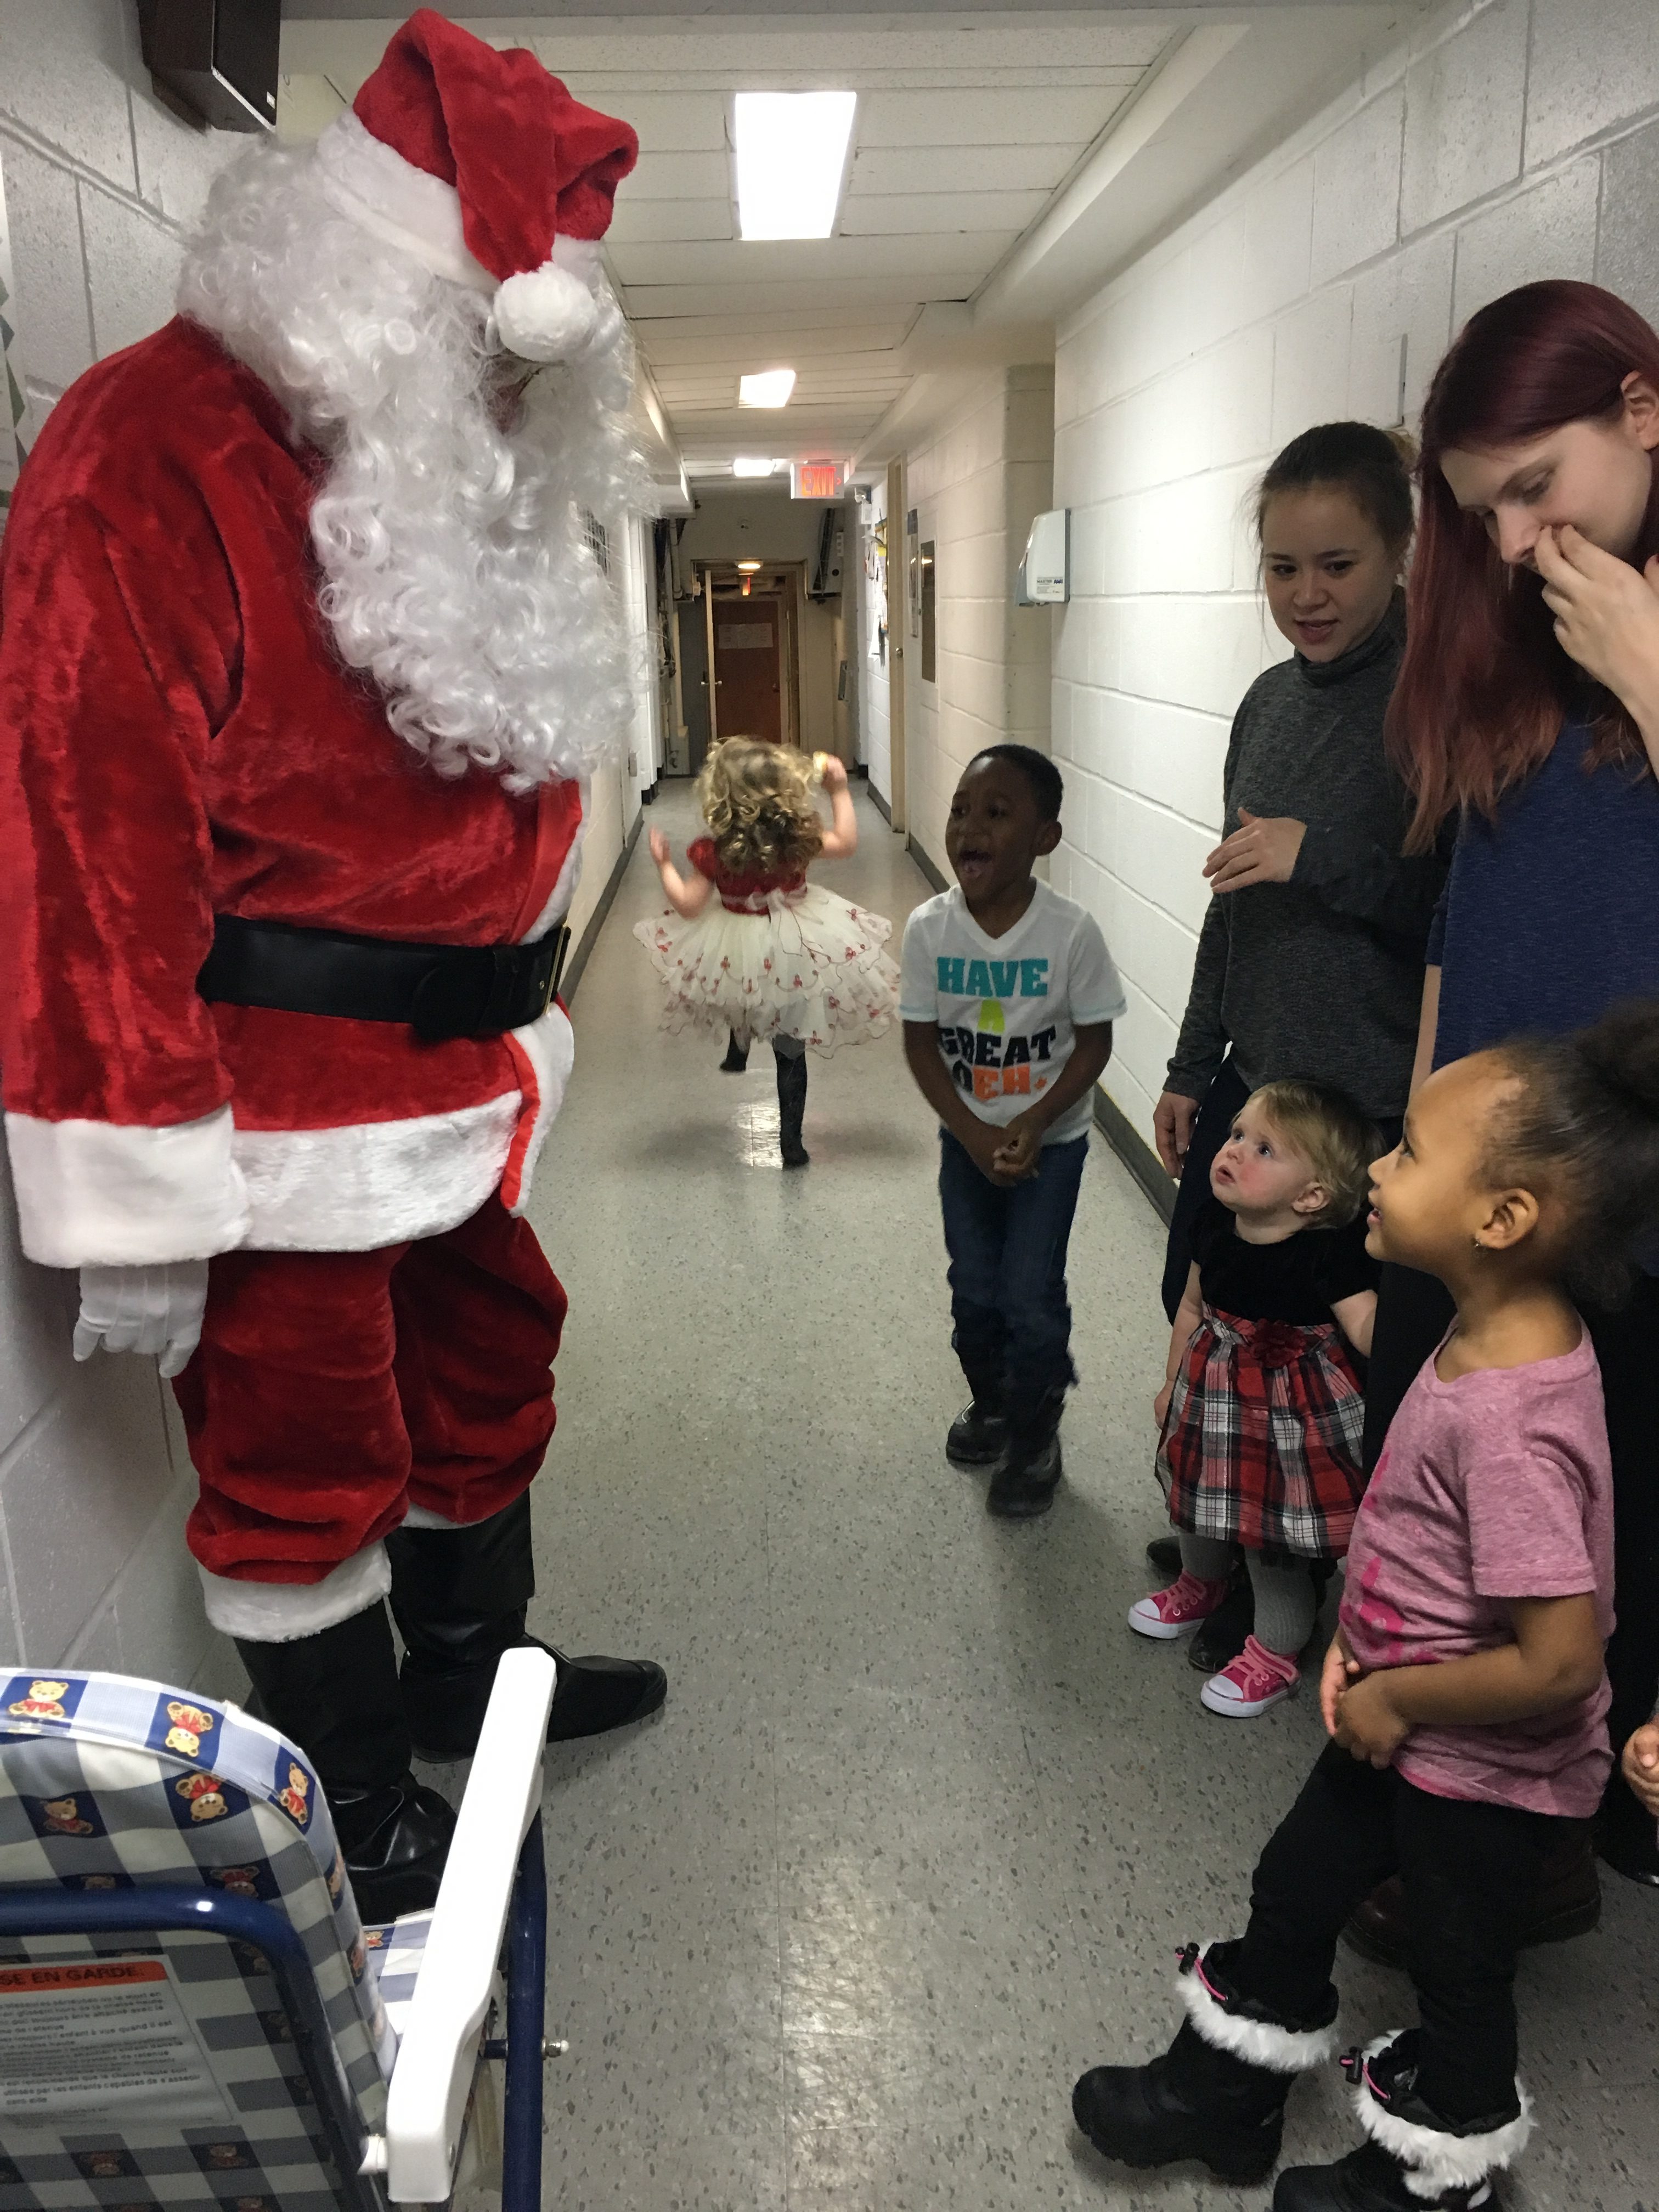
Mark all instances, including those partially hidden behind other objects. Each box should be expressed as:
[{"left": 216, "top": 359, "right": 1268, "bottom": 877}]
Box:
[
  {"left": 235, "top": 1605, "right": 454, "bottom": 1923},
  {"left": 1074, "top": 1941, "right": 1338, "bottom": 2185},
  {"left": 720, "top": 1031, "right": 750, "bottom": 1073},
  {"left": 988, "top": 1385, "right": 1068, "bottom": 1517},
  {"left": 387, "top": 1496, "right": 668, "bottom": 1760},
  {"left": 774, "top": 1046, "right": 809, "bottom": 1166},
  {"left": 946, "top": 1370, "right": 1007, "bottom": 1467},
  {"left": 1273, "top": 2036, "right": 1528, "bottom": 2210}
]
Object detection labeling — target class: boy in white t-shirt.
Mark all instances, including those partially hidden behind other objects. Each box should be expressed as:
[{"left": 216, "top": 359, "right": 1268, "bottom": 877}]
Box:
[{"left": 901, "top": 747, "right": 1126, "bottom": 1517}]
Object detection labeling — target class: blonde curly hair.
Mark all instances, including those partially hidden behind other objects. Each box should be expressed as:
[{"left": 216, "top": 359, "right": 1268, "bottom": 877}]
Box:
[{"left": 696, "top": 737, "right": 825, "bottom": 877}]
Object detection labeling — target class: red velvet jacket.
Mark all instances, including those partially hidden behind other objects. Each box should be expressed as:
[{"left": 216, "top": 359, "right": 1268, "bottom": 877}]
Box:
[{"left": 0, "top": 318, "right": 584, "bottom": 1268}]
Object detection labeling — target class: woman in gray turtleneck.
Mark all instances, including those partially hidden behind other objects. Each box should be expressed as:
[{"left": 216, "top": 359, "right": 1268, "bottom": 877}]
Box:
[{"left": 1156, "top": 424, "right": 1447, "bottom": 1318}]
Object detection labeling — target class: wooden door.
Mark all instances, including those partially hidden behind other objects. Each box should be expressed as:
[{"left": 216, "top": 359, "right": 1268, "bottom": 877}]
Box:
[{"left": 712, "top": 596, "right": 783, "bottom": 744}]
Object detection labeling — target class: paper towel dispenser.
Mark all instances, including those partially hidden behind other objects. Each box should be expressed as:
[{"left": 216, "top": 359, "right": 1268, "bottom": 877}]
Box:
[{"left": 1016, "top": 509, "right": 1069, "bottom": 605}]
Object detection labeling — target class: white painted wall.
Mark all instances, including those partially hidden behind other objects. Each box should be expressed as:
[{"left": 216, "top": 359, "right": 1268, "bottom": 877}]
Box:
[
  {"left": 1051, "top": 0, "right": 1659, "bottom": 1155},
  {"left": 857, "top": 478, "right": 892, "bottom": 803},
  {"left": 0, "top": 0, "right": 247, "bottom": 1689},
  {"left": 902, "top": 364, "right": 1055, "bottom": 877}
]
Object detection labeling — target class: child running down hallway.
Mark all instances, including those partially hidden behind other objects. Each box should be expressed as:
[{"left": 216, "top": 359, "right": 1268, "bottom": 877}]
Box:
[{"left": 634, "top": 738, "right": 900, "bottom": 1167}]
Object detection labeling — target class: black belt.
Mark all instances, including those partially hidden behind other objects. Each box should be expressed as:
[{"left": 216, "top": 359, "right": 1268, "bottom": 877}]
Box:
[{"left": 197, "top": 914, "right": 571, "bottom": 1045}]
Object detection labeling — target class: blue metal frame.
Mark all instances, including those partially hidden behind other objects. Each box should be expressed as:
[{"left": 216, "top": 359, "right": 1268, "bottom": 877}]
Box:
[
  {"left": 501, "top": 1812, "right": 548, "bottom": 2212},
  {"left": 0, "top": 1885, "right": 385, "bottom": 2211}
]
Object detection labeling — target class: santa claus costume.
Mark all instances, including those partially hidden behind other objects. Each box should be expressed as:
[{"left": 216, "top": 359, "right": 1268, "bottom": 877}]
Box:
[{"left": 0, "top": 11, "right": 667, "bottom": 1918}]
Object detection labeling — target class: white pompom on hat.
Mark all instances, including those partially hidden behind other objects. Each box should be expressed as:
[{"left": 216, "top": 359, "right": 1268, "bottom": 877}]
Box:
[{"left": 312, "top": 7, "right": 636, "bottom": 363}]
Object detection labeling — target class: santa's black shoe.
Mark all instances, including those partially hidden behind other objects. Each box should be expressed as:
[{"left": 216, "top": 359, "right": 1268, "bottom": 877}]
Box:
[
  {"left": 235, "top": 1603, "right": 455, "bottom": 1921},
  {"left": 1073, "top": 2027, "right": 1285, "bottom": 2183},
  {"left": 390, "top": 1497, "right": 668, "bottom": 1758},
  {"left": 1274, "top": 2140, "right": 1500, "bottom": 2211}
]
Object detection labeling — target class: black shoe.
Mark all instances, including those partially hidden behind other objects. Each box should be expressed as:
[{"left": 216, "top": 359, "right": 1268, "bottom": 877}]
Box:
[
  {"left": 1189, "top": 1571, "right": 1254, "bottom": 1672},
  {"left": 988, "top": 1435, "right": 1062, "bottom": 1519},
  {"left": 330, "top": 1780, "right": 458, "bottom": 1922},
  {"left": 1274, "top": 2140, "right": 1498, "bottom": 2211},
  {"left": 1073, "top": 2034, "right": 1285, "bottom": 2185},
  {"left": 946, "top": 1402, "right": 1007, "bottom": 1466},
  {"left": 719, "top": 1033, "right": 750, "bottom": 1073},
  {"left": 234, "top": 1605, "right": 454, "bottom": 1918},
  {"left": 1146, "top": 1534, "right": 1182, "bottom": 1576},
  {"left": 1345, "top": 1828, "right": 1600, "bottom": 1970},
  {"left": 1595, "top": 1784, "right": 1659, "bottom": 1887},
  {"left": 775, "top": 1047, "right": 809, "bottom": 1167},
  {"left": 388, "top": 1497, "right": 667, "bottom": 1759},
  {"left": 546, "top": 1645, "right": 668, "bottom": 1742}
]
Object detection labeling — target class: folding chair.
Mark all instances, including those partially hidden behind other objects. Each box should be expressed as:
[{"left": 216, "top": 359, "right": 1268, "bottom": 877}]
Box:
[{"left": 0, "top": 1646, "right": 556, "bottom": 2210}]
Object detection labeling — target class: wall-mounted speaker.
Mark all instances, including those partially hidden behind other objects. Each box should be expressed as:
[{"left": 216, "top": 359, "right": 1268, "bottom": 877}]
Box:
[{"left": 138, "top": 0, "right": 280, "bottom": 134}]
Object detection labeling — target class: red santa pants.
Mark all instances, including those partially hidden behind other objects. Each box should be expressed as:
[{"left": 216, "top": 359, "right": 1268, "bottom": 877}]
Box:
[{"left": 175, "top": 1196, "right": 566, "bottom": 1584}]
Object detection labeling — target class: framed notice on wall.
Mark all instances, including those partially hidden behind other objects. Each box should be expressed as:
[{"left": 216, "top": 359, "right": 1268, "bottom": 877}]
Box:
[{"left": 0, "top": 143, "right": 28, "bottom": 527}]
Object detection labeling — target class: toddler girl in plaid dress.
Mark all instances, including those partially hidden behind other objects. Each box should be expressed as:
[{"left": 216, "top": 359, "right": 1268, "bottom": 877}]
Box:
[{"left": 1130, "top": 1080, "right": 1379, "bottom": 1716}]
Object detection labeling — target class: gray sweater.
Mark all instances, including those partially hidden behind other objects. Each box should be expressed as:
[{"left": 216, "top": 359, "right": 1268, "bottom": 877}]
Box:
[{"left": 1165, "top": 604, "right": 1443, "bottom": 1121}]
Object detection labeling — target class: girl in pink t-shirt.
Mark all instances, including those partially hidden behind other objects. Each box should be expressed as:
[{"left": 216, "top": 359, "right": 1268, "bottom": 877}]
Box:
[{"left": 1071, "top": 1002, "right": 1659, "bottom": 2211}]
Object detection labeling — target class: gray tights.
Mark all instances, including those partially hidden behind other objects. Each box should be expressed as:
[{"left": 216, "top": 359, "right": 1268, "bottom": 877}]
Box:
[{"left": 1178, "top": 1532, "right": 1317, "bottom": 1658}]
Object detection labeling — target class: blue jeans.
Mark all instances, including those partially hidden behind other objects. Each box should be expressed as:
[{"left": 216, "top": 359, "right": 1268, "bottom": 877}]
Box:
[{"left": 938, "top": 1127, "right": 1088, "bottom": 1445}]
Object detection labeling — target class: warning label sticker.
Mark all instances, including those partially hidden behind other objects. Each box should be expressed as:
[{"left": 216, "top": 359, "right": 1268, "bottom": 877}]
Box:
[{"left": 0, "top": 1959, "right": 233, "bottom": 2124}]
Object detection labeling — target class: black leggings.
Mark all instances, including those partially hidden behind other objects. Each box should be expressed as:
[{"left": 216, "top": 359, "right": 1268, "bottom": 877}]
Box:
[
  {"left": 1365, "top": 1266, "right": 1659, "bottom": 1817},
  {"left": 1233, "top": 1744, "right": 1556, "bottom": 2124}
]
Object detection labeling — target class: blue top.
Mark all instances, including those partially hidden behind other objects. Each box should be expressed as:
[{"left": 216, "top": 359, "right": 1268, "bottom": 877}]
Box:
[{"left": 1430, "top": 719, "right": 1659, "bottom": 1070}]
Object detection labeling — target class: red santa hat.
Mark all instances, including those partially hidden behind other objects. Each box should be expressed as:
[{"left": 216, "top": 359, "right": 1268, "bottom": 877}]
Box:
[{"left": 313, "top": 8, "right": 637, "bottom": 362}]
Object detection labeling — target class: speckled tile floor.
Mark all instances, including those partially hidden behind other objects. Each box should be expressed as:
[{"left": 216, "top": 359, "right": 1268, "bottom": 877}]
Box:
[{"left": 518, "top": 780, "right": 1659, "bottom": 2212}]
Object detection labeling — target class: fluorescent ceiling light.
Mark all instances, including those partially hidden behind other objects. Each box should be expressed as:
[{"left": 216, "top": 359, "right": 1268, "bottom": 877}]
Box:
[
  {"left": 735, "top": 91, "right": 857, "bottom": 241},
  {"left": 732, "top": 455, "right": 781, "bottom": 477},
  {"left": 738, "top": 370, "right": 795, "bottom": 409}
]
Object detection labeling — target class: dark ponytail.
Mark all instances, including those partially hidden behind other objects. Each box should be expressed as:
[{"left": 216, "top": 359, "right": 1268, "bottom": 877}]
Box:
[
  {"left": 1255, "top": 420, "right": 1417, "bottom": 561},
  {"left": 1489, "top": 1000, "right": 1659, "bottom": 1306}
]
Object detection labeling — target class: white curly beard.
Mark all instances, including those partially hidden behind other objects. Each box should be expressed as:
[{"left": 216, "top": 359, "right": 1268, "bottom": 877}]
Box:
[{"left": 177, "top": 138, "right": 646, "bottom": 792}]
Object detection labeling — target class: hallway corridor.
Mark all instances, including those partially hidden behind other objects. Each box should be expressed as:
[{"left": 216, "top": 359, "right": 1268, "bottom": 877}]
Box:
[{"left": 506, "top": 782, "right": 1657, "bottom": 2212}]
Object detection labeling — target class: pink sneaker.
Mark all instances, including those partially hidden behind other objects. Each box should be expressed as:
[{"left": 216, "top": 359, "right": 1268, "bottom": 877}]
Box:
[
  {"left": 1200, "top": 1635, "right": 1300, "bottom": 1716},
  {"left": 1128, "top": 1572, "right": 1229, "bottom": 1641}
]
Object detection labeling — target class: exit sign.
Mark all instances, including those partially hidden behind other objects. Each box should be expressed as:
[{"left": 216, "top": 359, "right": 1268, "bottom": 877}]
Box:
[{"left": 791, "top": 459, "right": 845, "bottom": 500}]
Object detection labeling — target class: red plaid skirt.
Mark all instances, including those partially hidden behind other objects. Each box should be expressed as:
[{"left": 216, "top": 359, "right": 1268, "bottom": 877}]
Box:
[{"left": 1156, "top": 1304, "right": 1367, "bottom": 1560}]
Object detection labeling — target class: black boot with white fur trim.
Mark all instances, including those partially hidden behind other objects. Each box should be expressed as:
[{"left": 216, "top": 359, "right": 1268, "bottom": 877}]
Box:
[
  {"left": 1272, "top": 2034, "right": 1530, "bottom": 2210},
  {"left": 1071, "top": 1940, "right": 1339, "bottom": 2185}
]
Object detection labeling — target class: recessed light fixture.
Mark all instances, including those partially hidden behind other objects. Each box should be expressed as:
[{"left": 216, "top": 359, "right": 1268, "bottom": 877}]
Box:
[
  {"left": 736, "top": 560, "right": 764, "bottom": 572},
  {"left": 732, "top": 455, "right": 781, "bottom": 477},
  {"left": 735, "top": 91, "right": 857, "bottom": 241},
  {"left": 738, "top": 370, "right": 796, "bottom": 409}
]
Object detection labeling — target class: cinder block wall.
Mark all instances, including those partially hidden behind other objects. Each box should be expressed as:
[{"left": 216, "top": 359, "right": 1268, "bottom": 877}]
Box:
[
  {"left": 0, "top": 1, "right": 246, "bottom": 1687},
  {"left": 1051, "top": 0, "right": 1659, "bottom": 1154},
  {"left": 902, "top": 364, "right": 1055, "bottom": 877}
]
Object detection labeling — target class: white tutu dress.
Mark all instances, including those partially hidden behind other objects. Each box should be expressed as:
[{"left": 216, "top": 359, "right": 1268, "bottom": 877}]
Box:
[{"left": 634, "top": 834, "right": 900, "bottom": 1055}]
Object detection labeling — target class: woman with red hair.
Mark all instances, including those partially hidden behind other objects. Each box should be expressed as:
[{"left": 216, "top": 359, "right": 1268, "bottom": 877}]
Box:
[{"left": 1354, "top": 281, "right": 1659, "bottom": 1956}]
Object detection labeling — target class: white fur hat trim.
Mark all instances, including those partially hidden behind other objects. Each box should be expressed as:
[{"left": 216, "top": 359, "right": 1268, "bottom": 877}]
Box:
[
  {"left": 1351, "top": 2034, "right": 1533, "bottom": 2199},
  {"left": 1178, "top": 1944, "right": 1340, "bottom": 2075}
]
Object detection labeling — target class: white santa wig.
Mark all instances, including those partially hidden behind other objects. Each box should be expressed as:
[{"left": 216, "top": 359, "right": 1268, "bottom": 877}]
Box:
[{"left": 177, "top": 137, "right": 647, "bottom": 792}]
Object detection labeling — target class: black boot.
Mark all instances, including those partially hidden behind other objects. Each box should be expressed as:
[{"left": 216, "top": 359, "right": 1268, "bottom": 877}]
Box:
[
  {"left": 720, "top": 1031, "right": 750, "bottom": 1073},
  {"left": 387, "top": 1496, "right": 668, "bottom": 1760},
  {"left": 1274, "top": 2036, "right": 1527, "bottom": 2210},
  {"left": 235, "top": 1605, "right": 454, "bottom": 1923},
  {"left": 1146, "top": 1533, "right": 1182, "bottom": 1576},
  {"left": 987, "top": 1386, "right": 1067, "bottom": 1518},
  {"left": 1074, "top": 1940, "right": 1336, "bottom": 2185},
  {"left": 774, "top": 1046, "right": 809, "bottom": 1167},
  {"left": 946, "top": 1370, "right": 1007, "bottom": 1466}
]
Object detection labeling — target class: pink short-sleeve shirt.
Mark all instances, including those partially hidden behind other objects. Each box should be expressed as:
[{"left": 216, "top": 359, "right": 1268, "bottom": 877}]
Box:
[{"left": 1340, "top": 1333, "right": 1615, "bottom": 1819}]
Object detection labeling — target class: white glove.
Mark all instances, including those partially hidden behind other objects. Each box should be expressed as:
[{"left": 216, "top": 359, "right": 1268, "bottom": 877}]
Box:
[{"left": 74, "top": 1262, "right": 211, "bottom": 1380}]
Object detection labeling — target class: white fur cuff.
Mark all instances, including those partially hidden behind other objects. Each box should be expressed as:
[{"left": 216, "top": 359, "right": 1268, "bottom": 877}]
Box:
[
  {"left": 1178, "top": 1945, "right": 1340, "bottom": 2075},
  {"left": 1352, "top": 2036, "right": 1533, "bottom": 2198},
  {"left": 5, "top": 1107, "right": 250, "bottom": 1269},
  {"left": 199, "top": 1543, "right": 391, "bottom": 1643}
]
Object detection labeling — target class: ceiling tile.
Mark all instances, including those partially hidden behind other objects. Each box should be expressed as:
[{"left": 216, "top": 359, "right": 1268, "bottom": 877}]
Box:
[
  {"left": 857, "top": 86, "right": 1128, "bottom": 146},
  {"left": 848, "top": 143, "right": 1077, "bottom": 195},
  {"left": 840, "top": 190, "right": 1050, "bottom": 235},
  {"left": 609, "top": 198, "right": 735, "bottom": 244}
]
